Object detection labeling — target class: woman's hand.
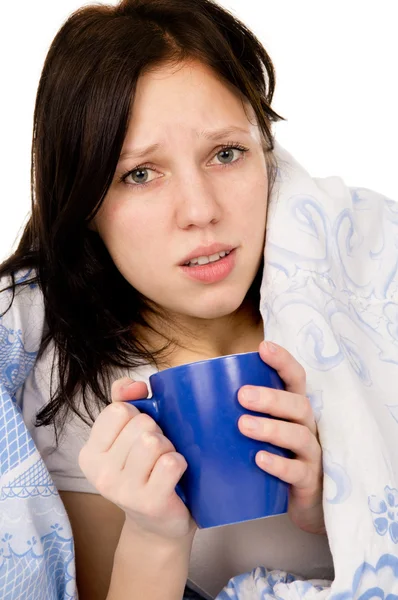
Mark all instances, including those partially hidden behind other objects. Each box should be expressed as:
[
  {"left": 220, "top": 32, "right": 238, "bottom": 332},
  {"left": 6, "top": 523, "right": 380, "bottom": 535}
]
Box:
[
  {"left": 237, "top": 341, "right": 325, "bottom": 536},
  {"left": 78, "top": 377, "right": 196, "bottom": 542}
]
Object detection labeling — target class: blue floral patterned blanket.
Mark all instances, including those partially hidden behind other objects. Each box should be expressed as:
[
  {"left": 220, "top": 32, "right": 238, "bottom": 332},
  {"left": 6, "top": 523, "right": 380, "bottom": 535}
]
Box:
[{"left": 1, "top": 141, "right": 398, "bottom": 599}]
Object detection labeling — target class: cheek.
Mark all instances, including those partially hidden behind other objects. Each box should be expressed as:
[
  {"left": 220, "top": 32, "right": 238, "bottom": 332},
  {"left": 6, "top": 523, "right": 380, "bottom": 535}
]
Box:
[
  {"left": 98, "top": 203, "right": 155, "bottom": 250},
  {"left": 96, "top": 203, "right": 173, "bottom": 289},
  {"left": 232, "top": 172, "right": 268, "bottom": 221},
  {"left": 233, "top": 175, "right": 268, "bottom": 246},
  {"left": 249, "top": 162, "right": 268, "bottom": 209}
]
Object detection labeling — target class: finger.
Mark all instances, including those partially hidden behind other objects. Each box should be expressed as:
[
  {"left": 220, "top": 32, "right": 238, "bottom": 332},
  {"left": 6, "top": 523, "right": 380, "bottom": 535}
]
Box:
[
  {"left": 238, "top": 387, "right": 316, "bottom": 435},
  {"left": 146, "top": 451, "right": 188, "bottom": 499},
  {"left": 121, "top": 430, "right": 176, "bottom": 486},
  {"left": 111, "top": 377, "right": 149, "bottom": 403},
  {"left": 255, "top": 451, "right": 316, "bottom": 490},
  {"left": 259, "top": 341, "right": 306, "bottom": 395},
  {"left": 238, "top": 415, "right": 320, "bottom": 462},
  {"left": 87, "top": 401, "right": 140, "bottom": 453},
  {"left": 108, "top": 413, "right": 163, "bottom": 471}
]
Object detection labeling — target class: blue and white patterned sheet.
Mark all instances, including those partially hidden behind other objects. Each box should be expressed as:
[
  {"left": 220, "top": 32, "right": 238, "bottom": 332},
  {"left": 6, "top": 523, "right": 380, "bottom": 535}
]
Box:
[
  {"left": 0, "top": 278, "right": 76, "bottom": 599},
  {"left": 1, "top": 141, "right": 398, "bottom": 598}
]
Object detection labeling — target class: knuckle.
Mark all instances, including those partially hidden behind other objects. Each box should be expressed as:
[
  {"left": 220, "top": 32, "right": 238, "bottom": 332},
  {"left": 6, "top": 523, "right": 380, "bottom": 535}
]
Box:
[
  {"left": 107, "top": 401, "right": 131, "bottom": 418},
  {"left": 266, "top": 387, "right": 278, "bottom": 410},
  {"left": 265, "top": 418, "right": 277, "bottom": 437},
  {"left": 297, "top": 425, "right": 312, "bottom": 449},
  {"left": 134, "top": 412, "right": 158, "bottom": 432},
  {"left": 177, "top": 453, "right": 188, "bottom": 471},
  {"left": 107, "top": 401, "right": 140, "bottom": 422},
  {"left": 141, "top": 431, "right": 163, "bottom": 453},
  {"left": 301, "top": 396, "right": 314, "bottom": 422},
  {"left": 158, "top": 451, "right": 183, "bottom": 471}
]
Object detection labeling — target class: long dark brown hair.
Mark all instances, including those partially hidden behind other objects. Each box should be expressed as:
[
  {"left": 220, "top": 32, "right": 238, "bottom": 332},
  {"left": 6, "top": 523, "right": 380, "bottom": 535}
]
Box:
[{"left": 0, "top": 0, "right": 285, "bottom": 437}]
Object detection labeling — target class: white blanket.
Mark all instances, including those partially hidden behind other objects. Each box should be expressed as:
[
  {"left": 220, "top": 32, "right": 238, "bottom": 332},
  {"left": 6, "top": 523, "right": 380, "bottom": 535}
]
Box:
[
  {"left": 1, "top": 142, "right": 398, "bottom": 599},
  {"left": 217, "top": 142, "right": 398, "bottom": 598}
]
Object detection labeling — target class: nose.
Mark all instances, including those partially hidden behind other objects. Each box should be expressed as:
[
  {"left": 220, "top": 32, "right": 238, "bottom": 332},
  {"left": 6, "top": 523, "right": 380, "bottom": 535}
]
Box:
[{"left": 175, "top": 170, "right": 222, "bottom": 230}]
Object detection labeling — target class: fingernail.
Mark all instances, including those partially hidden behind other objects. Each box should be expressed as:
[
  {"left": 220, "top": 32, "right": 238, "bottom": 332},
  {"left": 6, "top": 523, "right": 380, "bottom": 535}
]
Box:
[
  {"left": 123, "top": 380, "right": 136, "bottom": 389},
  {"left": 242, "top": 416, "right": 259, "bottom": 431},
  {"left": 242, "top": 387, "right": 260, "bottom": 405},
  {"left": 264, "top": 341, "right": 277, "bottom": 353},
  {"left": 258, "top": 451, "right": 273, "bottom": 465}
]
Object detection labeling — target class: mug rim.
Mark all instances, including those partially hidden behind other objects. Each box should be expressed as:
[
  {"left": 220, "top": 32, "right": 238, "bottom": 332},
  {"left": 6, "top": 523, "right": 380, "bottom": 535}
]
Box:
[{"left": 150, "top": 350, "right": 261, "bottom": 379}]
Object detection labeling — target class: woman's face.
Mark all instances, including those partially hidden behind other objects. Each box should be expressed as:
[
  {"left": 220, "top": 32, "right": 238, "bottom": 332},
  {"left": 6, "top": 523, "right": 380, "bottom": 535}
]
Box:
[{"left": 95, "top": 59, "right": 269, "bottom": 322}]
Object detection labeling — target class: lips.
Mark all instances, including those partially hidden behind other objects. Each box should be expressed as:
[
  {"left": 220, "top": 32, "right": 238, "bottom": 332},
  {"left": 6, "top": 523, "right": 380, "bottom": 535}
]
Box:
[
  {"left": 179, "top": 243, "right": 235, "bottom": 266},
  {"left": 180, "top": 247, "right": 237, "bottom": 283}
]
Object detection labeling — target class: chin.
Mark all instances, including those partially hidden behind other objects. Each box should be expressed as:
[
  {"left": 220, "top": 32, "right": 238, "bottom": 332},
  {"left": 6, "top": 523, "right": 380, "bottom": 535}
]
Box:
[{"left": 183, "top": 295, "right": 246, "bottom": 321}]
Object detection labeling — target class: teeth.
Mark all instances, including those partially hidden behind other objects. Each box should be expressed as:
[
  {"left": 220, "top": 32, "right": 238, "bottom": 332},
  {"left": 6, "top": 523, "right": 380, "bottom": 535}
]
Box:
[{"left": 184, "top": 250, "right": 231, "bottom": 267}]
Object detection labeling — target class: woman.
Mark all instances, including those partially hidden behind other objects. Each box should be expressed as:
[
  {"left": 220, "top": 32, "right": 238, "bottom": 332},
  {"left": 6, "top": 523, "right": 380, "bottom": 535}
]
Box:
[{"left": 4, "top": 0, "right": 382, "bottom": 598}]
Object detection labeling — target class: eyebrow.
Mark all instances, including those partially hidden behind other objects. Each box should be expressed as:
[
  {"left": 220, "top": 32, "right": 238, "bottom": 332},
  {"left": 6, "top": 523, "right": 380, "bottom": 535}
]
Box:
[{"left": 118, "top": 126, "right": 251, "bottom": 161}]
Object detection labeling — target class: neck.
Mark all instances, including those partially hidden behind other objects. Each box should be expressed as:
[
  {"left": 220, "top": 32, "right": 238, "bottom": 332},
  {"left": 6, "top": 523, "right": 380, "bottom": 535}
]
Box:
[{"left": 137, "top": 293, "right": 264, "bottom": 371}]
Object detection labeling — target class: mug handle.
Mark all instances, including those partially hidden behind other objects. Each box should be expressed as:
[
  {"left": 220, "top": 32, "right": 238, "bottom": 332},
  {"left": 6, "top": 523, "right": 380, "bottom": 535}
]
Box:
[
  {"left": 127, "top": 398, "right": 160, "bottom": 421},
  {"left": 127, "top": 398, "right": 187, "bottom": 505}
]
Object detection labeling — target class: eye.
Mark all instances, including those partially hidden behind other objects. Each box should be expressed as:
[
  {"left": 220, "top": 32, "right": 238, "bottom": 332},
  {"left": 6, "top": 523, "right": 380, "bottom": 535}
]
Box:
[
  {"left": 128, "top": 168, "right": 150, "bottom": 184},
  {"left": 119, "top": 143, "right": 249, "bottom": 190},
  {"left": 211, "top": 144, "right": 249, "bottom": 167},
  {"left": 120, "top": 166, "right": 159, "bottom": 187}
]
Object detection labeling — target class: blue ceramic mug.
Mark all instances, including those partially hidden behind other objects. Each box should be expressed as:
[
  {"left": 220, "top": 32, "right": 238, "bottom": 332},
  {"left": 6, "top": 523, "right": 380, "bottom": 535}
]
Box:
[{"left": 128, "top": 351, "right": 289, "bottom": 528}]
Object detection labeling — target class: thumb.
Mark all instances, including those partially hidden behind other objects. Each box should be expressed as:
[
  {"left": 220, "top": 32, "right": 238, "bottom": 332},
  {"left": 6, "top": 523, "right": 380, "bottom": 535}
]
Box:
[{"left": 111, "top": 377, "right": 149, "bottom": 403}]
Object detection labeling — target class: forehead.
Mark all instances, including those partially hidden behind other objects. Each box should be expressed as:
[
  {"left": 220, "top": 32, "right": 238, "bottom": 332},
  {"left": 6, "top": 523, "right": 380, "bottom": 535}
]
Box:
[{"left": 124, "top": 59, "right": 259, "bottom": 145}]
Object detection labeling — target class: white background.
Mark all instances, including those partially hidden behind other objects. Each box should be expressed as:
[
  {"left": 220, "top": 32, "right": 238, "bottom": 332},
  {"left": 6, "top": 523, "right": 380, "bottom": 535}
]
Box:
[{"left": 1, "top": 0, "right": 397, "bottom": 261}]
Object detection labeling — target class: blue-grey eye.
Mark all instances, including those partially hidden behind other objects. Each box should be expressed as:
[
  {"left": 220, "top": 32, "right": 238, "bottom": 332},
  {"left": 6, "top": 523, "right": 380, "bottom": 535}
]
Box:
[
  {"left": 217, "top": 148, "right": 236, "bottom": 164},
  {"left": 131, "top": 169, "right": 149, "bottom": 184}
]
